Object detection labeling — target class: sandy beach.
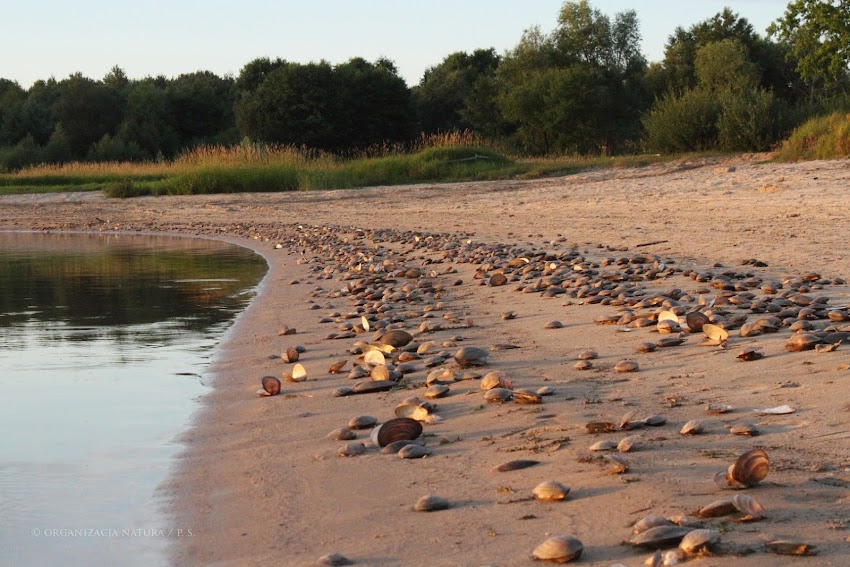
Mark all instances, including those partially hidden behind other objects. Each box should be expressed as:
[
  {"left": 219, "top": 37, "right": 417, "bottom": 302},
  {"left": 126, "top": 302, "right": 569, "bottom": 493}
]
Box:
[{"left": 3, "top": 154, "right": 849, "bottom": 566}]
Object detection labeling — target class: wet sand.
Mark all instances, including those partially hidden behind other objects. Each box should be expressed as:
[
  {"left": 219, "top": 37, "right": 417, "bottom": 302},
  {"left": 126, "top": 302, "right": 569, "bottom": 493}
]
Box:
[{"left": 2, "top": 154, "right": 849, "bottom": 566}]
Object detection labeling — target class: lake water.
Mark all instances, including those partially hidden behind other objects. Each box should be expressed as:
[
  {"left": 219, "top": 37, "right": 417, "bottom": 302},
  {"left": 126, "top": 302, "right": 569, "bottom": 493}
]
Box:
[{"left": 0, "top": 232, "right": 267, "bottom": 566}]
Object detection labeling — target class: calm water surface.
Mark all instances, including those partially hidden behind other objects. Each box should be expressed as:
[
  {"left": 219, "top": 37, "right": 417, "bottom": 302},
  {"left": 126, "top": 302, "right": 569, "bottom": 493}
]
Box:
[{"left": 0, "top": 232, "right": 266, "bottom": 566}]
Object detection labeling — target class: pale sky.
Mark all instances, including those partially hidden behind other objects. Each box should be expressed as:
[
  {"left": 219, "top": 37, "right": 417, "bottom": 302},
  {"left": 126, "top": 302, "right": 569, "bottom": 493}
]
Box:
[{"left": 2, "top": 1, "right": 790, "bottom": 88}]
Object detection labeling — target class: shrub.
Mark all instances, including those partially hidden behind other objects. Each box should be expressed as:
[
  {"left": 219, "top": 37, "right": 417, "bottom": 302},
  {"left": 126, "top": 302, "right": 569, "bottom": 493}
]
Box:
[
  {"left": 775, "top": 112, "right": 850, "bottom": 161},
  {"left": 717, "top": 88, "right": 787, "bottom": 152},
  {"left": 643, "top": 89, "right": 721, "bottom": 153}
]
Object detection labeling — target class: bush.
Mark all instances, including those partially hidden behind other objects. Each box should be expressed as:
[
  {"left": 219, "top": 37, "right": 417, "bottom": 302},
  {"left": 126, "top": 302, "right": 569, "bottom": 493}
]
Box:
[
  {"left": 170, "top": 164, "right": 299, "bottom": 194},
  {"left": 87, "top": 134, "right": 148, "bottom": 162},
  {"left": 0, "top": 135, "right": 44, "bottom": 172},
  {"left": 643, "top": 89, "right": 721, "bottom": 153},
  {"left": 717, "top": 89, "right": 786, "bottom": 151},
  {"left": 775, "top": 112, "right": 850, "bottom": 161}
]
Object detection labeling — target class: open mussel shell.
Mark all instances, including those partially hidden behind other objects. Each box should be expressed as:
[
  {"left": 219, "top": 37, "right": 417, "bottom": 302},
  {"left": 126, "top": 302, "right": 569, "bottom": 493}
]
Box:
[
  {"left": 394, "top": 403, "right": 430, "bottom": 421},
  {"left": 628, "top": 526, "right": 690, "bottom": 549},
  {"left": 679, "top": 528, "right": 720, "bottom": 555},
  {"left": 532, "top": 535, "right": 583, "bottom": 563},
  {"left": 370, "top": 417, "right": 423, "bottom": 448},
  {"left": 633, "top": 515, "right": 674, "bottom": 535},
  {"left": 283, "top": 345, "right": 300, "bottom": 363},
  {"left": 283, "top": 362, "right": 308, "bottom": 382},
  {"left": 259, "top": 375, "right": 281, "bottom": 396},
  {"left": 364, "top": 350, "right": 386, "bottom": 366},
  {"left": 702, "top": 323, "right": 729, "bottom": 344},
  {"left": 697, "top": 498, "right": 736, "bottom": 518},
  {"left": 732, "top": 493, "right": 766, "bottom": 521},
  {"left": 680, "top": 420, "right": 703, "bottom": 435}
]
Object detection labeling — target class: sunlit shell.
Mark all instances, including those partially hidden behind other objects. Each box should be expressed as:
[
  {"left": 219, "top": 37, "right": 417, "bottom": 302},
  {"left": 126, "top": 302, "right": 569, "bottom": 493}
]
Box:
[
  {"left": 635, "top": 342, "right": 657, "bottom": 353},
  {"left": 628, "top": 526, "right": 690, "bottom": 549},
  {"left": 615, "top": 359, "right": 640, "bottom": 373},
  {"left": 454, "top": 346, "right": 489, "bottom": 368},
  {"left": 533, "top": 480, "right": 571, "bottom": 501},
  {"left": 697, "top": 498, "right": 736, "bottom": 518},
  {"left": 658, "top": 310, "right": 680, "bottom": 325},
  {"left": 706, "top": 403, "right": 732, "bottom": 414},
  {"left": 586, "top": 421, "right": 616, "bottom": 434},
  {"left": 574, "top": 360, "right": 593, "bottom": 370},
  {"left": 338, "top": 442, "right": 366, "bottom": 457},
  {"left": 702, "top": 324, "right": 729, "bottom": 344},
  {"left": 730, "top": 449, "right": 769, "bottom": 487},
  {"left": 415, "top": 494, "right": 449, "bottom": 512},
  {"left": 531, "top": 535, "right": 583, "bottom": 563},
  {"left": 424, "top": 384, "right": 450, "bottom": 399},
  {"left": 379, "top": 330, "right": 413, "bottom": 348},
  {"left": 643, "top": 415, "right": 667, "bottom": 427},
  {"left": 258, "top": 375, "right": 281, "bottom": 396},
  {"left": 283, "top": 363, "right": 308, "bottom": 382},
  {"left": 328, "top": 427, "right": 357, "bottom": 441},
  {"left": 766, "top": 541, "right": 817, "bottom": 556},
  {"left": 606, "top": 454, "right": 630, "bottom": 474},
  {"left": 394, "top": 404, "right": 430, "bottom": 421},
  {"left": 732, "top": 493, "right": 766, "bottom": 521},
  {"left": 427, "top": 368, "right": 456, "bottom": 385},
  {"left": 364, "top": 350, "right": 386, "bottom": 366},
  {"left": 617, "top": 435, "right": 640, "bottom": 453},
  {"left": 685, "top": 311, "right": 710, "bottom": 332},
  {"left": 348, "top": 415, "right": 378, "bottom": 430},
  {"left": 480, "top": 371, "right": 512, "bottom": 390},
  {"left": 589, "top": 440, "right": 617, "bottom": 451},
  {"left": 632, "top": 515, "right": 673, "bottom": 535},
  {"left": 736, "top": 348, "right": 764, "bottom": 362},
  {"left": 680, "top": 420, "right": 703, "bottom": 435},
  {"left": 360, "top": 316, "right": 371, "bottom": 332},
  {"left": 679, "top": 529, "right": 720, "bottom": 555},
  {"left": 490, "top": 273, "right": 508, "bottom": 287},
  {"left": 513, "top": 389, "right": 542, "bottom": 404},
  {"left": 485, "top": 387, "right": 513, "bottom": 403},
  {"left": 370, "top": 365, "right": 391, "bottom": 381},
  {"left": 656, "top": 337, "right": 686, "bottom": 348},
  {"left": 577, "top": 349, "right": 598, "bottom": 360},
  {"left": 619, "top": 409, "right": 639, "bottom": 430},
  {"left": 351, "top": 379, "right": 394, "bottom": 394},
  {"left": 370, "top": 417, "right": 423, "bottom": 447},
  {"left": 328, "top": 359, "right": 348, "bottom": 374},
  {"left": 785, "top": 333, "right": 822, "bottom": 352}
]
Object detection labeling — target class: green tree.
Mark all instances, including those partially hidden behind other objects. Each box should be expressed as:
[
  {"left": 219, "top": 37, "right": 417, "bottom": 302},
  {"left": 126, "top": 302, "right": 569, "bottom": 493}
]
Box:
[
  {"left": 118, "top": 79, "right": 179, "bottom": 158},
  {"left": 235, "top": 57, "right": 288, "bottom": 94},
  {"left": 0, "top": 79, "right": 26, "bottom": 146},
  {"left": 768, "top": 0, "right": 850, "bottom": 88},
  {"left": 414, "top": 48, "right": 500, "bottom": 134},
  {"left": 695, "top": 39, "right": 760, "bottom": 91},
  {"left": 53, "top": 73, "right": 123, "bottom": 158},
  {"left": 166, "top": 71, "right": 236, "bottom": 147},
  {"left": 20, "top": 78, "right": 61, "bottom": 146}
]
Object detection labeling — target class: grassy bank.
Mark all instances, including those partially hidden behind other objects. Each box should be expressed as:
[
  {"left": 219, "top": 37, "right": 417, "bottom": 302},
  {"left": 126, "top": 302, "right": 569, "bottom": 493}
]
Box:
[
  {"left": 0, "top": 142, "right": 672, "bottom": 198},
  {"left": 774, "top": 112, "right": 850, "bottom": 162}
]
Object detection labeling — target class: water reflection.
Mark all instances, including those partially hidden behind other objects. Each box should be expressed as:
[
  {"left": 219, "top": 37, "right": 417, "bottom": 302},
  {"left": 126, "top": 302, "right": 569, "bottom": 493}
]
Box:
[{"left": 0, "top": 232, "right": 267, "bottom": 567}]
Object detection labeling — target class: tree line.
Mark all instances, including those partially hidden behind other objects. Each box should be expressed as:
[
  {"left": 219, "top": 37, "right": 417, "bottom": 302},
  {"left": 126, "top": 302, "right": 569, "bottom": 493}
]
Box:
[{"left": 1, "top": 0, "right": 848, "bottom": 171}]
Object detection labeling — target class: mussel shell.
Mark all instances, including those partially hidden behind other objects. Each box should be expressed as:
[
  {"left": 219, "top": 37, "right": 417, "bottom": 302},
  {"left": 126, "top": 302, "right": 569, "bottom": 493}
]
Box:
[
  {"left": 351, "top": 380, "right": 395, "bottom": 394},
  {"left": 628, "top": 526, "right": 690, "bottom": 549},
  {"left": 766, "top": 541, "right": 817, "bottom": 556},
  {"left": 633, "top": 515, "right": 674, "bottom": 535},
  {"left": 484, "top": 387, "right": 513, "bottom": 402},
  {"left": 730, "top": 449, "right": 770, "bottom": 487},
  {"left": 394, "top": 404, "right": 430, "bottom": 421},
  {"left": 680, "top": 420, "right": 703, "bottom": 435},
  {"left": 679, "top": 529, "right": 720, "bottom": 554},
  {"left": 614, "top": 359, "right": 639, "bottom": 373},
  {"left": 371, "top": 417, "right": 423, "bottom": 447},
  {"left": 348, "top": 415, "right": 378, "bottom": 430},
  {"left": 686, "top": 311, "right": 710, "bottom": 332},
  {"left": 398, "top": 444, "right": 432, "bottom": 459},
  {"left": 496, "top": 459, "right": 540, "bottom": 472},
  {"left": 532, "top": 480, "right": 571, "bottom": 501},
  {"left": 732, "top": 493, "right": 766, "bottom": 520},
  {"left": 379, "top": 330, "right": 413, "bottom": 348},
  {"left": 454, "top": 346, "right": 489, "bottom": 367},
  {"left": 415, "top": 494, "right": 450, "bottom": 512},
  {"left": 697, "top": 498, "right": 736, "bottom": 518},
  {"left": 532, "top": 535, "right": 583, "bottom": 562},
  {"left": 261, "top": 375, "right": 281, "bottom": 396}
]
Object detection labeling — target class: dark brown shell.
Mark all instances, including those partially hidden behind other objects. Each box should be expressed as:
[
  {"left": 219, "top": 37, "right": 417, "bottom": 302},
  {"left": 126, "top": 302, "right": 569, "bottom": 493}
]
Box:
[
  {"left": 379, "top": 330, "right": 414, "bottom": 348},
  {"left": 373, "top": 417, "right": 423, "bottom": 448},
  {"left": 261, "top": 375, "right": 281, "bottom": 395},
  {"left": 283, "top": 346, "right": 300, "bottom": 363},
  {"left": 731, "top": 449, "right": 770, "bottom": 487},
  {"left": 496, "top": 459, "right": 540, "bottom": 472},
  {"left": 628, "top": 526, "right": 690, "bottom": 549},
  {"left": 351, "top": 380, "right": 395, "bottom": 394},
  {"left": 489, "top": 273, "right": 508, "bottom": 287},
  {"left": 686, "top": 311, "right": 710, "bottom": 332}
]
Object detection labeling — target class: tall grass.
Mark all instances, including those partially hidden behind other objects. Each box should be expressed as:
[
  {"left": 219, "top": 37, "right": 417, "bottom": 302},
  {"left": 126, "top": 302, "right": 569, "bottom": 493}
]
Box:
[{"left": 774, "top": 112, "right": 850, "bottom": 161}]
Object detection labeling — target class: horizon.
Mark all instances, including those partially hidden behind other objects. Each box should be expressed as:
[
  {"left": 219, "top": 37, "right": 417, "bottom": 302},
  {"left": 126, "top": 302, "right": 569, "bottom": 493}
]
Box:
[{"left": 4, "top": 0, "right": 790, "bottom": 89}]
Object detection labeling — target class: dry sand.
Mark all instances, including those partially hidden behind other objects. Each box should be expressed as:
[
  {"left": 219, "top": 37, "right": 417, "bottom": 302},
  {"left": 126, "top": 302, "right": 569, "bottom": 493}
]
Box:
[{"left": 2, "top": 155, "right": 849, "bottom": 566}]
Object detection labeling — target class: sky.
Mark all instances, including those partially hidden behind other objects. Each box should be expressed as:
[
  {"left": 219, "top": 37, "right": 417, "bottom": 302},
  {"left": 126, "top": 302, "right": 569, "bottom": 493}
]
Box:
[{"left": 3, "top": 0, "right": 791, "bottom": 88}]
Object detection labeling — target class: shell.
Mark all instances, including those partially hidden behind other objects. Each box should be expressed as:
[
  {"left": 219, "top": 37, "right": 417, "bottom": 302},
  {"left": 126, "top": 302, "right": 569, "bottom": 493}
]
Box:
[
  {"left": 686, "top": 311, "right": 710, "bottom": 332},
  {"left": 574, "top": 360, "right": 593, "bottom": 370},
  {"left": 697, "top": 498, "right": 736, "bottom": 518},
  {"left": 537, "top": 386, "right": 555, "bottom": 396},
  {"left": 531, "top": 535, "right": 583, "bottom": 563},
  {"left": 394, "top": 404, "right": 430, "bottom": 421},
  {"left": 732, "top": 493, "right": 766, "bottom": 521},
  {"left": 614, "top": 359, "right": 640, "bottom": 373},
  {"left": 513, "top": 389, "right": 543, "bottom": 404},
  {"left": 658, "top": 310, "right": 680, "bottom": 324},
  {"left": 729, "top": 423, "right": 759, "bottom": 436},
  {"left": 283, "top": 346, "right": 300, "bottom": 363},
  {"left": 785, "top": 332, "right": 822, "bottom": 352},
  {"left": 424, "top": 384, "right": 450, "bottom": 399},
  {"left": 545, "top": 320, "right": 564, "bottom": 329},
  {"left": 730, "top": 448, "right": 770, "bottom": 487},
  {"left": 259, "top": 375, "right": 281, "bottom": 396},
  {"left": 702, "top": 324, "right": 729, "bottom": 344},
  {"left": 736, "top": 348, "right": 764, "bottom": 361},
  {"left": 338, "top": 442, "right": 366, "bottom": 457},
  {"left": 348, "top": 415, "right": 378, "bottom": 430},
  {"left": 586, "top": 421, "right": 616, "bottom": 434},
  {"left": 489, "top": 273, "right": 508, "bottom": 287},
  {"left": 484, "top": 387, "right": 513, "bottom": 403},
  {"left": 398, "top": 444, "right": 432, "bottom": 459},
  {"left": 380, "top": 439, "right": 423, "bottom": 454},
  {"left": 633, "top": 515, "right": 673, "bottom": 535},
  {"left": 577, "top": 349, "right": 598, "bottom": 360},
  {"left": 328, "top": 359, "right": 348, "bottom": 374},
  {"left": 370, "top": 365, "right": 391, "bottom": 381},
  {"left": 589, "top": 440, "right": 618, "bottom": 451},
  {"left": 454, "top": 346, "right": 489, "bottom": 368},
  {"left": 414, "top": 494, "right": 449, "bottom": 512},
  {"left": 679, "top": 529, "right": 720, "bottom": 555},
  {"left": 480, "top": 371, "right": 512, "bottom": 390},
  {"left": 656, "top": 337, "right": 686, "bottom": 348},
  {"left": 617, "top": 436, "right": 640, "bottom": 453},
  {"left": 351, "top": 380, "right": 394, "bottom": 394},
  {"left": 706, "top": 403, "right": 732, "bottom": 414},
  {"left": 283, "top": 363, "right": 307, "bottom": 382},
  {"left": 364, "top": 350, "right": 386, "bottom": 366},
  {"left": 426, "top": 368, "right": 455, "bottom": 385},
  {"left": 635, "top": 342, "right": 657, "bottom": 353},
  {"left": 628, "top": 526, "right": 690, "bottom": 549},
  {"left": 360, "top": 316, "right": 370, "bottom": 332},
  {"left": 643, "top": 415, "right": 667, "bottom": 427},
  {"left": 766, "top": 541, "right": 817, "bottom": 556},
  {"left": 379, "top": 330, "right": 413, "bottom": 348},
  {"left": 680, "top": 420, "right": 703, "bottom": 436},
  {"left": 606, "top": 454, "right": 630, "bottom": 474},
  {"left": 532, "top": 480, "right": 571, "bottom": 501},
  {"left": 496, "top": 459, "right": 540, "bottom": 472},
  {"left": 328, "top": 427, "right": 357, "bottom": 441},
  {"left": 371, "top": 417, "right": 422, "bottom": 447}
]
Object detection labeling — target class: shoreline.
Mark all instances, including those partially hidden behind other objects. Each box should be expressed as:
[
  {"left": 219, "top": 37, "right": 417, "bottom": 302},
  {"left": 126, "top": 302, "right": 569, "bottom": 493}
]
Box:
[{"left": 3, "top": 157, "right": 850, "bottom": 566}]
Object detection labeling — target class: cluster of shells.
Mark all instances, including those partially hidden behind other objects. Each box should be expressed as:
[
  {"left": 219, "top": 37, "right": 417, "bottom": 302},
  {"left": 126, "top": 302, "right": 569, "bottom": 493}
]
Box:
[{"left": 249, "top": 223, "right": 828, "bottom": 563}]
